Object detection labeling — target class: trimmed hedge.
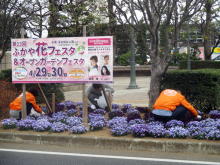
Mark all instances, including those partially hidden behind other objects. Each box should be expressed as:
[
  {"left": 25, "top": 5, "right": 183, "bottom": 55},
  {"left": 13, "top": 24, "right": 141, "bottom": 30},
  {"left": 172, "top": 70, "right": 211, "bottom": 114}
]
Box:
[
  {"left": 161, "top": 69, "right": 220, "bottom": 112},
  {"left": 0, "top": 69, "right": 65, "bottom": 103},
  {"left": 179, "top": 60, "right": 220, "bottom": 70}
]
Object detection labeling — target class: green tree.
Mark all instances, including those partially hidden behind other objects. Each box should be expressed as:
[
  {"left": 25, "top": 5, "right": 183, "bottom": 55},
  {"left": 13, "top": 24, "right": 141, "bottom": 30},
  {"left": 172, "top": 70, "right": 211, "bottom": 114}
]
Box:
[
  {"left": 0, "top": 0, "right": 31, "bottom": 62},
  {"left": 118, "top": 52, "right": 131, "bottom": 66},
  {"left": 113, "top": 0, "right": 203, "bottom": 109}
]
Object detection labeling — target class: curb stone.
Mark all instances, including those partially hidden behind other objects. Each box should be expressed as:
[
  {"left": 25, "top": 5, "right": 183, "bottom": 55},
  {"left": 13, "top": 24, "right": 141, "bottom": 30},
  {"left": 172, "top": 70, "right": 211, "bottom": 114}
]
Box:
[{"left": 0, "top": 132, "right": 220, "bottom": 155}]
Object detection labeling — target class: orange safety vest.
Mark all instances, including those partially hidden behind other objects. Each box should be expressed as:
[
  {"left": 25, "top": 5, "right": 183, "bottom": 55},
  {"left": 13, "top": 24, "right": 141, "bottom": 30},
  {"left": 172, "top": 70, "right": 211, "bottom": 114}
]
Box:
[
  {"left": 153, "top": 89, "right": 197, "bottom": 117},
  {"left": 9, "top": 92, "right": 42, "bottom": 113}
]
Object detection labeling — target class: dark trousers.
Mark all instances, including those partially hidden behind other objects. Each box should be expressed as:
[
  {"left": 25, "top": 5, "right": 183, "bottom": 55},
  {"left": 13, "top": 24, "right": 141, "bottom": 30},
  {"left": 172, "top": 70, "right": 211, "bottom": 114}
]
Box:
[
  {"left": 19, "top": 102, "right": 33, "bottom": 120},
  {"left": 154, "top": 106, "right": 187, "bottom": 123}
]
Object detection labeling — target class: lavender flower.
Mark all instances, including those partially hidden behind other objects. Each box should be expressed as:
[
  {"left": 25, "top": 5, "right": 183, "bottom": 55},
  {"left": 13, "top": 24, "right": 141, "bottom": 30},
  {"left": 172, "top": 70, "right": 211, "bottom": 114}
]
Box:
[
  {"left": 166, "top": 126, "right": 190, "bottom": 139},
  {"left": 186, "top": 121, "right": 200, "bottom": 128},
  {"left": 136, "top": 107, "right": 148, "bottom": 113},
  {"left": 199, "top": 118, "right": 216, "bottom": 128},
  {"left": 32, "top": 119, "right": 52, "bottom": 132},
  {"left": 89, "top": 115, "right": 107, "bottom": 125},
  {"left": 127, "top": 113, "right": 141, "bottom": 123},
  {"left": 51, "top": 122, "right": 69, "bottom": 133},
  {"left": 128, "top": 119, "right": 145, "bottom": 126},
  {"left": 76, "top": 101, "right": 83, "bottom": 109},
  {"left": 42, "top": 107, "right": 50, "bottom": 113},
  {"left": 111, "top": 125, "right": 128, "bottom": 136},
  {"left": 1, "top": 118, "right": 18, "bottom": 129},
  {"left": 16, "top": 118, "right": 36, "bottom": 131},
  {"left": 148, "top": 125, "right": 166, "bottom": 138},
  {"left": 66, "top": 116, "right": 82, "bottom": 127},
  {"left": 165, "top": 120, "right": 184, "bottom": 128},
  {"left": 205, "top": 130, "right": 220, "bottom": 141},
  {"left": 126, "top": 108, "right": 140, "bottom": 115},
  {"left": 70, "top": 125, "right": 88, "bottom": 134},
  {"left": 209, "top": 110, "right": 220, "bottom": 119},
  {"left": 130, "top": 124, "right": 149, "bottom": 138},
  {"left": 49, "top": 115, "right": 68, "bottom": 124},
  {"left": 107, "top": 117, "right": 128, "bottom": 129},
  {"left": 65, "top": 109, "right": 78, "bottom": 116},
  {"left": 112, "top": 103, "right": 119, "bottom": 109},
  {"left": 108, "top": 110, "right": 124, "bottom": 119},
  {"left": 56, "top": 102, "right": 65, "bottom": 112},
  {"left": 121, "top": 103, "right": 132, "bottom": 113},
  {"left": 89, "top": 120, "right": 105, "bottom": 131},
  {"left": 93, "top": 109, "right": 106, "bottom": 115},
  {"left": 143, "top": 112, "right": 155, "bottom": 123}
]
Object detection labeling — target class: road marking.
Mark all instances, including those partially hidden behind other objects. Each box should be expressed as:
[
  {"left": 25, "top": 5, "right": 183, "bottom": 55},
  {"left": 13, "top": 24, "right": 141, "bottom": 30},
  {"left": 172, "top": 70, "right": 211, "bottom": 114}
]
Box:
[{"left": 0, "top": 148, "right": 219, "bottom": 164}]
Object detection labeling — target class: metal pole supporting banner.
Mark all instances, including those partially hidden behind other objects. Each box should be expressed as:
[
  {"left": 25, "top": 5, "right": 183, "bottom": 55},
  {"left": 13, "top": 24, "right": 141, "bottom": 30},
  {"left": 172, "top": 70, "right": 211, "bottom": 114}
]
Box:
[{"left": 21, "top": 26, "right": 27, "bottom": 119}]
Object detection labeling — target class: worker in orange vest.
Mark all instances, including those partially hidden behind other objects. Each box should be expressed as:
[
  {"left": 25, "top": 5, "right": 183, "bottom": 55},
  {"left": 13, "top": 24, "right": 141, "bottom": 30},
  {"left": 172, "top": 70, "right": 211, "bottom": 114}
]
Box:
[
  {"left": 153, "top": 89, "right": 201, "bottom": 122},
  {"left": 9, "top": 87, "right": 44, "bottom": 120}
]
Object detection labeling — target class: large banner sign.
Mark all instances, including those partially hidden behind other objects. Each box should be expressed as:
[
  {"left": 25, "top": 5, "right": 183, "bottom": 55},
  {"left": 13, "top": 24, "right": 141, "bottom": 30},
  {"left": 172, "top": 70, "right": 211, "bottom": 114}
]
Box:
[{"left": 11, "top": 36, "right": 113, "bottom": 84}]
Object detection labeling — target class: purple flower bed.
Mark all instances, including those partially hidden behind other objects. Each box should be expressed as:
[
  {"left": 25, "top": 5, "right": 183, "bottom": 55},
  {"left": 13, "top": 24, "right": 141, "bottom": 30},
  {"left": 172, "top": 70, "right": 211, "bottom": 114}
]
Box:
[
  {"left": 51, "top": 122, "right": 69, "bottom": 133},
  {"left": 32, "top": 119, "right": 52, "bottom": 132},
  {"left": 127, "top": 113, "right": 141, "bottom": 123},
  {"left": 2, "top": 99, "right": 220, "bottom": 141},
  {"left": 1, "top": 118, "right": 18, "bottom": 129},
  {"left": 108, "top": 109, "right": 124, "bottom": 119},
  {"left": 76, "top": 101, "right": 83, "bottom": 110},
  {"left": 121, "top": 103, "right": 132, "bottom": 113},
  {"left": 143, "top": 112, "right": 155, "bottom": 123},
  {"left": 130, "top": 124, "right": 150, "bottom": 138},
  {"left": 93, "top": 109, "right": 106, "bottom": 115},
  {"left": 65, "top": 100, "right": 76, "bottom": 110},
  {"left": 166, "top": 126, "right": 190, "bottom": 139},
  {"left": 65, "top": 109, "right": 78, "bottom": 116},
  {"left": 112, "top": 103, "right": 119, "bottom": 109},
  {"left": 70, "top": 125, "right": 88, "bottom": 134},
  {"left": 66, "top": 116, "right": 82, "bottom": 127},
  {"left": 165, "top": 120, "right": 184, "bottom": 128},
  {"left": 126, "top": 108, "right": 140, "bottom": 115},
  {"left": 89, "top": 120, "right": 105, "bottom": 131},
  {"left": 136, "top": 107, "right": 148, "bottom": 113},
  {"left": 209, "top": 110, "right": 220, "bottom": 120},
  {"left": 16, "top": 118, "right": 36, "bottom": 131}
]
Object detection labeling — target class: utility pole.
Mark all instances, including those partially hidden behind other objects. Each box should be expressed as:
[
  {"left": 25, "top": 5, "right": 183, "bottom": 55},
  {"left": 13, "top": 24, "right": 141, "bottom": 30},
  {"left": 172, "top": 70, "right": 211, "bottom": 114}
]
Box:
[
  {"left": 187, "top": 20, "right": 191, "bottom": 70},
  {"left": 127, "top": 0, "right": 139, "bottom": 89}
]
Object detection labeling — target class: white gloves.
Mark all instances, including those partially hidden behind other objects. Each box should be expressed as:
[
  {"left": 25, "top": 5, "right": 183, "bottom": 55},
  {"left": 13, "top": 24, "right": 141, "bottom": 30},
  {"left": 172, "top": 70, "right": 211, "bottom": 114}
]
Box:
[
  {"left": 196, "top": 115, "right": 201, "bottom": 120},
  {"left": 41, "top": 111, "right": 45, "bottom": 115},
  {"left": 91, "top": 105, "right": 96, "bottom": 110}
]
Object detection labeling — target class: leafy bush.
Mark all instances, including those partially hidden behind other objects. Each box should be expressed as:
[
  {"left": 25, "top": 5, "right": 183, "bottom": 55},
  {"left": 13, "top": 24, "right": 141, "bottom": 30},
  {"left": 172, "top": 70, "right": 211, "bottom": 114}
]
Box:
[
  {"left": 0, "top": 79, "right": 21, "bottom": 118},
  {"left": 118, "top": 52, "right": 131, "bottom": 66},
  {"left": 179, "top": 60, "right": 220, "bottom": 70}
]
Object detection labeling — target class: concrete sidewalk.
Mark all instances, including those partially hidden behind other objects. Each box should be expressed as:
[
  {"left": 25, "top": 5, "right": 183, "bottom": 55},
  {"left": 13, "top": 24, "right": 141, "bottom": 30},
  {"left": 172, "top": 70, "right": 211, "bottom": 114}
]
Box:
[{"left": 64, "top": 76, "right": 150, "bottom": 107}]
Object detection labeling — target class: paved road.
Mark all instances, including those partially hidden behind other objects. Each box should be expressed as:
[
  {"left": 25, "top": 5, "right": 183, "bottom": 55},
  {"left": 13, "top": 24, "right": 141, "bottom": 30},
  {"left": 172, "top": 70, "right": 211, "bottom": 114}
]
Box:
[
  {"left": 0, "top": 143, "right": 220, "bottom": 165},
  {"left": 64, "top": 76, "right": 150, "bottom": 107}
]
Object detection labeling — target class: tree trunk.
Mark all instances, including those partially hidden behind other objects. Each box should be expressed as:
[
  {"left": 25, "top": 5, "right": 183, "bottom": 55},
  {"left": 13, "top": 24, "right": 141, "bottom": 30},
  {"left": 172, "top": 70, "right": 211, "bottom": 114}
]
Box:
[
  {"left": 204, "top": 0, "right": 212, "bottom": 60},
  {"left": 148, "top": 58, "right": 163, "bottom": 110}
]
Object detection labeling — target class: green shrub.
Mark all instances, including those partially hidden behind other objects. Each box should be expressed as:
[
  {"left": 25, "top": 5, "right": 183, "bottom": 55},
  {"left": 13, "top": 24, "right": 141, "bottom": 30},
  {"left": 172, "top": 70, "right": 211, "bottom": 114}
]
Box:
[
  {"left": 179, "top": 60, "right": 220, "bottom": 70},
  {"left": 161, "top": 69, "right": 220, "bottom": 112},
  {"left": 0, "top": 69, "right": 65, "bottom": 103},
  {"left": 118, "top": 52, "right": 131, "bottom": 66}
]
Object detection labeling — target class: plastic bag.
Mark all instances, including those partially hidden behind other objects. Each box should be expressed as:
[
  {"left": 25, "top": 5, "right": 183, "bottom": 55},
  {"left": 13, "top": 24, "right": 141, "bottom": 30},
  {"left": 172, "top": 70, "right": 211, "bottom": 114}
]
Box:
[
  {"left": 29, "top": 108, "right": 41, "bottom": 117},
  {"left": 96, "top": 91, "right": 108, "bottom": 108}
]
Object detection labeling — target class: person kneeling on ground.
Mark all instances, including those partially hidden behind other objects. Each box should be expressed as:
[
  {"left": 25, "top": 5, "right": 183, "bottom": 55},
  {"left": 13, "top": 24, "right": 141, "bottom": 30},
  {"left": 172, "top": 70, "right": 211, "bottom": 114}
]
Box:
[
  {"left": 9, "top": 87, "right": 45, "bottom": 120},
  {"left": 85, "top": 84, "right": 114, "bottom": 110},
  {"left": 152, "top": 89, "right": 201, "bottom": 122}
]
